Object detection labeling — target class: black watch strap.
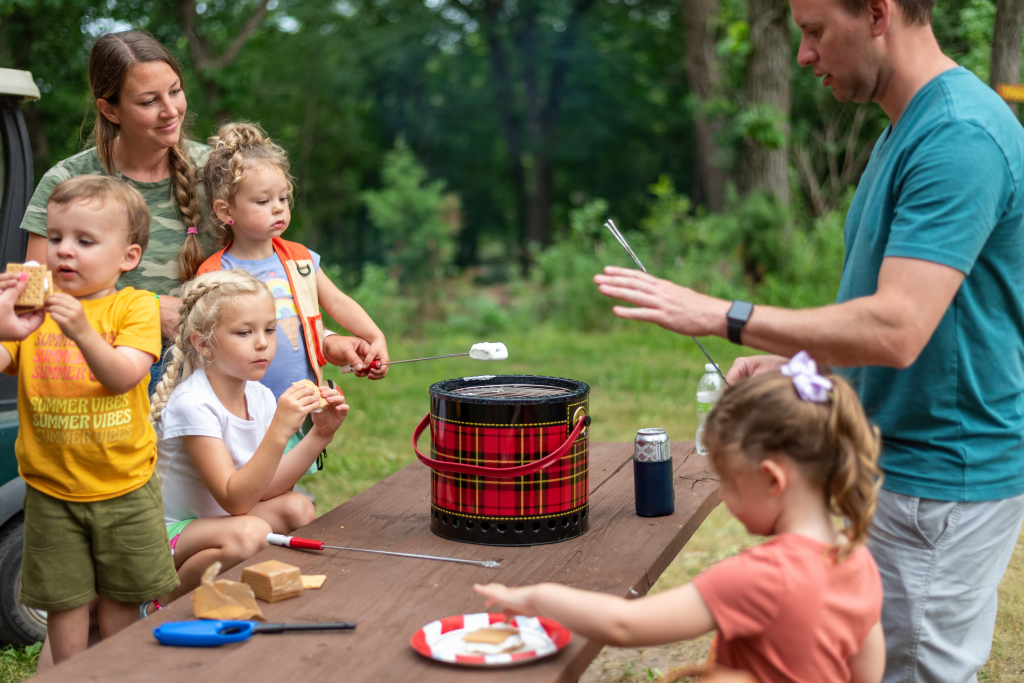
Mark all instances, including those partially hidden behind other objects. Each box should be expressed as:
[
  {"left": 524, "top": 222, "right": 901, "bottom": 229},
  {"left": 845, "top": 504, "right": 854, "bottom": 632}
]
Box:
[{"left": 727, "top": 300, "right": 754, "bottom": 345}]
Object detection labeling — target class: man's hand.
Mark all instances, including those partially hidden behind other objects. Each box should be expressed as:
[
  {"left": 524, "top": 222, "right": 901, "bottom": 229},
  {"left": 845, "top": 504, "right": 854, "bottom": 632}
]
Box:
[
  {"left": 594, "top": 266, "right": 730, "bottom": 337},
  {"left": 0, "top": 273, "right": 44, "bottom": 341},
  {"left": 46, "top": 293, "right": 91, "bottom": 343},
  {"left": 725, "top": 355, "right": 788, "bottom": 384}
]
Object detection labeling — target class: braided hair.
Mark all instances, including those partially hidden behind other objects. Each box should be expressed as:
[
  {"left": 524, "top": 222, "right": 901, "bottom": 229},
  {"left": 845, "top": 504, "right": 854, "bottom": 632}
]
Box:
[
  {"left": 149, "top": 270, "right": 273, "bottom": 422},
  {"left": 203, "top": 122, "right": 294, "bottom": 245},
  {"left": 88, "top": 31, "right": 205, "bottom": 282}
]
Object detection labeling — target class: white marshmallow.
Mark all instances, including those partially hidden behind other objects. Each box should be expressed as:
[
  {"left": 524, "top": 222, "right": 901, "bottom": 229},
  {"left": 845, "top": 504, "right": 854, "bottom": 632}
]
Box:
[
  {"left": 23, "top": 261, "right": 38, "bottom": 267},
  {"left": 469, "top": 342, "right": 508, "bottom": 361}
]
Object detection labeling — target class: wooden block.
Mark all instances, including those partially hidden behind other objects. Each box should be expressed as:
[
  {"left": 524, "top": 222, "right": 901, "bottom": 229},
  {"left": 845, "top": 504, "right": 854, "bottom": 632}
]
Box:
[
  {"left": 241, "top": 560, "right": 303, "bottom": 603},
  {"left": 301, "top": 575, "right": 326, "bottom": 589},
  {"left": 6, "top": 263, "right": 53, "bottom": 311}
]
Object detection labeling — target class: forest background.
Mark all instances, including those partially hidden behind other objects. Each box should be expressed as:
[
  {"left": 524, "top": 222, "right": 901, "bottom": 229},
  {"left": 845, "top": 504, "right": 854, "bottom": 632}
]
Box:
[
  {"left": 4, "top": 0, "right": 1020, "bottom": 334},
  {"left": 1, "top": 0, "right": 1024, "bottom": 680}
]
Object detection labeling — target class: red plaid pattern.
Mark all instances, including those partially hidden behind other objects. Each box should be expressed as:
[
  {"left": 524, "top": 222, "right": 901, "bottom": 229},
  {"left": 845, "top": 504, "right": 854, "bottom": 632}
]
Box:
[{"left": 429, "top": 417, "right": 589, "bottom": 519}]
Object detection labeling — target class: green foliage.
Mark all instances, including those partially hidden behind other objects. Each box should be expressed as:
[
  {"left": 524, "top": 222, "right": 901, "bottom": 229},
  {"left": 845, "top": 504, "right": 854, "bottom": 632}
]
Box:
[
  {"left": 0, "top": 642, "right": 41, "bottom": 682},
  {"left": 736, "top": 103, "right": 788, "bottom": 150},
  {"left": 362, "top": 139, "right": 461, "bottom": 286}
]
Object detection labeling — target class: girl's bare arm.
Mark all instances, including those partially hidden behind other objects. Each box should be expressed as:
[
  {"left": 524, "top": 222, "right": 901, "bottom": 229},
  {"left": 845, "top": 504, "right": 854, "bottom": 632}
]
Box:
[
  {"left": 315, "top": 270, "right": 389, "bottom": 377},
  {"left": 474, "top": 582, "right": 716, "bottom": 648},
  {"left": 849, "top": 622, "right": 885, "bottom": 683}
]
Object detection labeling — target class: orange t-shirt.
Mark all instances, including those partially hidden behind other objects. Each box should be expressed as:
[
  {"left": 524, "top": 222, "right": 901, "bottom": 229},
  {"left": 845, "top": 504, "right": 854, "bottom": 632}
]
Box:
[{"left": 691, "top": 533, "right": 882, "bottom": 683}]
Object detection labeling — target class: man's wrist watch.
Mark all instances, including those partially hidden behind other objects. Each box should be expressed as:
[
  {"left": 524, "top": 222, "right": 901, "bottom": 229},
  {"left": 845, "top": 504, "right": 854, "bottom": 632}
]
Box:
[{"left": 726, "top": 300, "right": 754, "bottom": 345}]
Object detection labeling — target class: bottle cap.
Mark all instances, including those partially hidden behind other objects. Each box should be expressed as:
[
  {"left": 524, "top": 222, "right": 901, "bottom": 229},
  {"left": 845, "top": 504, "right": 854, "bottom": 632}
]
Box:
[{"left": 705, "top": 363, "right": 718, "bottom": 373}]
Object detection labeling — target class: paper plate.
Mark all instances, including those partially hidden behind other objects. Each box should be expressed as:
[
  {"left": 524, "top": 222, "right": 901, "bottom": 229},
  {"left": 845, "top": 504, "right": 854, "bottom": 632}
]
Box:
[{"left": 410, "top": 612, "right": 571, "bottom": 667}]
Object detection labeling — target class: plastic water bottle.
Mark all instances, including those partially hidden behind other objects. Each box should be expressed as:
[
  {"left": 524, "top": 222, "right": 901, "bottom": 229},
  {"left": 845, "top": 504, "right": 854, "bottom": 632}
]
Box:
[{"left": 695, "top": 363, "right": 724, "bottom": 455}]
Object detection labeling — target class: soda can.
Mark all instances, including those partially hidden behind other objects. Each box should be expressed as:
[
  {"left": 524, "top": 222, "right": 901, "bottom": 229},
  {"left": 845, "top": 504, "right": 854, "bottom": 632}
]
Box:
[{"left": 634, "top": 428, "right": 674, "bottom": 517}]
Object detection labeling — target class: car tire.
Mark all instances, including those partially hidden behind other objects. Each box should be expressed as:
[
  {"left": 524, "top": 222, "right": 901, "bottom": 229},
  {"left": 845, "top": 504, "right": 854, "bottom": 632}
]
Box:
[{"left": 0, "top": 513, "right": 46, "bottom": 646}]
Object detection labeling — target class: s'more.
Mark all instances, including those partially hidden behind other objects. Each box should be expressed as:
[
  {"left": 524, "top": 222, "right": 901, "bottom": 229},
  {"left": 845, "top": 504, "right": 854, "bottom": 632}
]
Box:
[{"left": 6, "top": 261, "right": 54, "bottom": 312}]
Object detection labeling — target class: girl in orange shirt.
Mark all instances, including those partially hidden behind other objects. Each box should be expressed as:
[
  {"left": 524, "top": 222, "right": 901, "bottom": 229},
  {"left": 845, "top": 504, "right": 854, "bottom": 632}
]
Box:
[{"left": 476, "top": 352, "right": 885, "bottom": 683}]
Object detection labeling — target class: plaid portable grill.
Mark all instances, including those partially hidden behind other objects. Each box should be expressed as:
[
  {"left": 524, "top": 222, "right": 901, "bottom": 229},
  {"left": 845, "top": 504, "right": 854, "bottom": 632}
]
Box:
[{"left": 414, "top": 375, "right": 591, "bottom": 546}]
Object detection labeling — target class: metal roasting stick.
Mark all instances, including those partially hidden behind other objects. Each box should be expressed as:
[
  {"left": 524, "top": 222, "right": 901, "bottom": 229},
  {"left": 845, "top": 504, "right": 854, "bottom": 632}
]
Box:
[
  {"left": 338, "top": 352, "right": 470, "bottom": 374},
  {"left": 266, "top": 534, "right": 501, "bottom": 568},
  {"left": 603, "top": 219, "right": 731, "bottom": 387}
]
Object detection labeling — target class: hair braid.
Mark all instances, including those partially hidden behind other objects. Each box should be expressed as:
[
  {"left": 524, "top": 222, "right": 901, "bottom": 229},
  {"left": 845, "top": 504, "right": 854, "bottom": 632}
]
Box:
[
  {"left": 148, "top": 271, "right": 273, "bottom": 423},
  {"left": 168, "top": 142, "right": 205, "bottom": 282}
]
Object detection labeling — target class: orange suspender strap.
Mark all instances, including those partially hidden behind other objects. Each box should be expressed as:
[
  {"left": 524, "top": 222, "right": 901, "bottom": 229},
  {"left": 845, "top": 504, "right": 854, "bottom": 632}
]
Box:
[
  {"left": 271, "top": 238, "right": 328, "bottom": 376},
  {"left": 197, "top": 245, "right": 228, "bottom": 275}
]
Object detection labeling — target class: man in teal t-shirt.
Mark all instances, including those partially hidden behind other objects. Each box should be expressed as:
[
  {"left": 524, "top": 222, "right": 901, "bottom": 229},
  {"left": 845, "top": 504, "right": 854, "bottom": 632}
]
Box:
[{"left": 590, "top": 0, "right": 1024, "bottom": 679}]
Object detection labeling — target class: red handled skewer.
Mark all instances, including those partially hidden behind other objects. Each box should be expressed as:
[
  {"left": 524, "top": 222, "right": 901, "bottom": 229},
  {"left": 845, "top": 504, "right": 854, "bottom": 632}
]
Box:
[{"left": 266, "top": 534, "right": 500, "bottom": 568}]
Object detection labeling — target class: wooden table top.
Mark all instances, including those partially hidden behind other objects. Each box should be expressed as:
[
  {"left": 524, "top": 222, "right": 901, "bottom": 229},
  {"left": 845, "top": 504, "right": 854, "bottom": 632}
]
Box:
[{"left": 42, "top": 442, "right": 720, "bottom": 683}]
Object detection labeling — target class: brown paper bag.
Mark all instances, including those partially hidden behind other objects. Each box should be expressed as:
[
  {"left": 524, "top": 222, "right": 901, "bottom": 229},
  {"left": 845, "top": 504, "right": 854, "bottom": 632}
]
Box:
[{"left": 191, "top": 562, "right": 265, "bottom": 621}]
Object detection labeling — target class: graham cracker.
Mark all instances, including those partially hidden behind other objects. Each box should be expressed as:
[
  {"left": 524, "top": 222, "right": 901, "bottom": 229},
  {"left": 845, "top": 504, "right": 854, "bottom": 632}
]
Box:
[
  {"left": 241, "top": 560, "right": 304, "bottom": 603},
  {"left": 301, "top": 575, "right": 327, "bottom": 590},
  {"left": 462, "top": 626, "right": 520, "bottom": 645},
  {"left": 6, "top": 263, "right": 53, "bottom": 311},
  {"left": 292, "top": 379, "right": 328, "bottom": 411}
]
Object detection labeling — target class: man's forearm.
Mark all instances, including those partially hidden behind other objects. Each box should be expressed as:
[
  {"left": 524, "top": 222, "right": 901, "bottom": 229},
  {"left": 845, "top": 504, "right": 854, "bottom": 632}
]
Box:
[{"left": 738, "top": 297, "right": 918, "bottom": 369}]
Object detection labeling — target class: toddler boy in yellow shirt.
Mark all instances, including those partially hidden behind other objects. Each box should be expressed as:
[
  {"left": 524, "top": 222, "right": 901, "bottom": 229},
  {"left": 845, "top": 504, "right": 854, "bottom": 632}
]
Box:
[{"left": 0, "top": 176, "right": 178, "bottom": 663}]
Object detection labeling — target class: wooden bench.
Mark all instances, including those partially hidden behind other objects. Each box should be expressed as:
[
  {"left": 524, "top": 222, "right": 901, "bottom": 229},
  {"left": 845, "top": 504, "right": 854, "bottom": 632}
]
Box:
[{"left": 41, "top": 441, "right": 720, "bottom": 682}]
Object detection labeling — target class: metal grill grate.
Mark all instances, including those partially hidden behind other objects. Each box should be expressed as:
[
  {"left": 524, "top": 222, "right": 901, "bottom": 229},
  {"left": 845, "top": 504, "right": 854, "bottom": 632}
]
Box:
[{"left": 450, "top": 384, "right": 572, "bottom": 399}]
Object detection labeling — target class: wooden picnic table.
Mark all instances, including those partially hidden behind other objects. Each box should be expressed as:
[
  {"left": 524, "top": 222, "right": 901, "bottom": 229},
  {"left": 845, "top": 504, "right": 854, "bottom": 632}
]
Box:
[{"left": 41, "top": 441, "right": 720, "bottom": 682}]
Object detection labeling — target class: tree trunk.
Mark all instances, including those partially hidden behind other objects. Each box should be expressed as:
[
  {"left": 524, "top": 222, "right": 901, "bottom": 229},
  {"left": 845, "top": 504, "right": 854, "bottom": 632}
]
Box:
[
  {"left": 741, "top": 0, "right": 791, "bottom": 203},
  {"left": 992, "top": 0, "right": 1024, "bottom": 116},
  {"left": 682, "top": 0, "right": 726, "bottom": 211}
]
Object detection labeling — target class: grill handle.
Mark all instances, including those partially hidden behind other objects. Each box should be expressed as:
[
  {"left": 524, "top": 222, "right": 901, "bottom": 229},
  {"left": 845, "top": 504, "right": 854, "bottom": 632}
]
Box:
[{"left": 413, "top": 413, "right": 591, "bottom": 478}]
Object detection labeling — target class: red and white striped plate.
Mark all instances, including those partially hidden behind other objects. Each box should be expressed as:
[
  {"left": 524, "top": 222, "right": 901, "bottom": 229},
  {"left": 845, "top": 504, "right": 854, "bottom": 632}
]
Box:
[{"left": 410, "top": 612, "right": 572, "bottom": 667}]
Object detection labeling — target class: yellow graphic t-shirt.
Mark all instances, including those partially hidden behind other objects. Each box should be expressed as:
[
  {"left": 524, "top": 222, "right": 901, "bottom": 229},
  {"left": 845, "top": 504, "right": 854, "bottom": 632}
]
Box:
[{"left": 2, "top": 287, "right": 160, "bottom": 502}]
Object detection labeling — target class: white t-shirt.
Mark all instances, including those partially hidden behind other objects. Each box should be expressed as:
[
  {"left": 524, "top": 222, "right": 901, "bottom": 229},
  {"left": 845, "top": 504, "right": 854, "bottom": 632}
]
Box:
[{"left": 156, "top": 367, "right": 278, "bottom": 524}]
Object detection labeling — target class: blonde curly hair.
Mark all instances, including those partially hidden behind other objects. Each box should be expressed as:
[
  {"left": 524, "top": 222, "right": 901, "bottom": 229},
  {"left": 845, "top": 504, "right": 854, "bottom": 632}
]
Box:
[
  {"left": 149, "top": 270, "right": 273, "bottom": 422},
  {"left": 202, "top": 121, "right": 294, "bottom": 246}
]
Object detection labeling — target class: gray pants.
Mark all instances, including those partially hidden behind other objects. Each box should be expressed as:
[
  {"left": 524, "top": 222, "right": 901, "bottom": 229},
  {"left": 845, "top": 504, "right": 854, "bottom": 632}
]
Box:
[{"left": 868, "top": 489, "right": 1024, "bottom": 683}]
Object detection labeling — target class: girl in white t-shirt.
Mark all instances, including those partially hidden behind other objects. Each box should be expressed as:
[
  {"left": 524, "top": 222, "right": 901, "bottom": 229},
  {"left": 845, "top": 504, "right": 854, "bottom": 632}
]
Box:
[{"left": 148, "top": 270, "right": 349, "bottom": 609}]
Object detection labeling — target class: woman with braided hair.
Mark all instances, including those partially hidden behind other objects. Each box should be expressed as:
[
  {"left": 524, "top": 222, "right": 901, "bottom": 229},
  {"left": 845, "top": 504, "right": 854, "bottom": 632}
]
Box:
[
  {"left": 21, "top": 31, "right": 374, "bottom": 396},
  {"left": 149, "top": 270, "right": 349, "bottom": 607}
]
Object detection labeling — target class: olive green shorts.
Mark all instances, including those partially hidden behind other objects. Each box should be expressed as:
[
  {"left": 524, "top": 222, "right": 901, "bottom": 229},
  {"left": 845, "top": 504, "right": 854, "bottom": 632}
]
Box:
[{"left": 20, "top": 475, "right": 180, "bottom": 612}]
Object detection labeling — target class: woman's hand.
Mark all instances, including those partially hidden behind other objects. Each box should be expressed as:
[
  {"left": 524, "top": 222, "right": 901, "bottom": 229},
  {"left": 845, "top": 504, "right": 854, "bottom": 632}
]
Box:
[
  {"left": 159, "top": 294, "right": 182, "bottom": 339},
  {"left": 0, "top": 273, "right": 44, "bottom": 341},
  {"left": 270, "top": 382, "right": 322, "bottom": 436},
  {"left": 310, "top": 385, "right": 350, "bottom": 436},
  {"left": 474, "top": 583, "right": 540, "bottom": 618}
]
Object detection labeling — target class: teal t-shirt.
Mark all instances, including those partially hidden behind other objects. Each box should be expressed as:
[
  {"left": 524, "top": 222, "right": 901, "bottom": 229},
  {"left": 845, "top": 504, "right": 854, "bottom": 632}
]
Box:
[{"left": 836, "top": 67, "right": 1024, "bottom": 502}]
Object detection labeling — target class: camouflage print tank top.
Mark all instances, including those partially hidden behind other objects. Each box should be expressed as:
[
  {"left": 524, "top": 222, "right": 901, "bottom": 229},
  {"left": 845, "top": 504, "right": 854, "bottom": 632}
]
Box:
[{"left": 19, "top": 141, "right": 218, "bottom": 296}]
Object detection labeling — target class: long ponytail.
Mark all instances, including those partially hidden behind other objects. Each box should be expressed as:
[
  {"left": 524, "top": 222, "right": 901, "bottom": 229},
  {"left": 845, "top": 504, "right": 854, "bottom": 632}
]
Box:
[{"left": 704, "top": 370, "right": 882, "bottom": 561}]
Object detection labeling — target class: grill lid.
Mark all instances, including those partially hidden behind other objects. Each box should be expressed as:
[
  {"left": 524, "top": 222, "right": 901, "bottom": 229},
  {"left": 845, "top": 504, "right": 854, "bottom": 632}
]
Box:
[{"left": 449, "top": 384, "right": 571, "bottom": 399}]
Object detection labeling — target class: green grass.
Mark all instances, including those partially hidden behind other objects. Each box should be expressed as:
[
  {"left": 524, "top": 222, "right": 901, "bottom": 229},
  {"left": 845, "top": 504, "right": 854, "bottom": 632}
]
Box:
[{"left": 0, "top": 643, "right": 40, "bottom": 683}]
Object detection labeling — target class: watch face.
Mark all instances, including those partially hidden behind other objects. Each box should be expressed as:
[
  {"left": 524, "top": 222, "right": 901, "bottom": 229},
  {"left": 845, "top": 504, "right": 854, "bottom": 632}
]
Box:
[{"left": 728, "top": 300, "right": 754, "bottom": 322}]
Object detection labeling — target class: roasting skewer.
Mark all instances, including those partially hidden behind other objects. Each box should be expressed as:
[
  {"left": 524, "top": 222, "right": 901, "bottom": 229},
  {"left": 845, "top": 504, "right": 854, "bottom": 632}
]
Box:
[
  {"left": 603, "top": 219, "right": 730, "bottom": 387},
  {"left": 338, "top": 342, "right": 507, "bottom": 374},
  {"left": 267, "top": 534, "right": 501, "bottom": 568}
]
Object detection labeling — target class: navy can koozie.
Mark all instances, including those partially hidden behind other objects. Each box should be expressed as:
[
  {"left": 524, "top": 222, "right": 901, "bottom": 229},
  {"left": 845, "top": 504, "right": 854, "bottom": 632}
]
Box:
[{"left": 634, "top": 428, "right": 674, "bottom": 517}]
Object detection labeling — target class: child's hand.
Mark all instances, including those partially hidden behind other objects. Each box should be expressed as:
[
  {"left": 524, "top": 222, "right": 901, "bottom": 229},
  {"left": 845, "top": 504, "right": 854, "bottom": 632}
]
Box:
[
  {"left": 474, "top": 583, "right": 540, "bottom": 618},
  {"left": 272, "top": 382, "right": 323, "bottom": 435},
  {"left": 46, "top": 293, "right": 91, "bottom": 343},
  {"left": 362, "top": 337, "right": 389, "bottom": 380},
  {"left": 310, "top": 386, "right": 350, "bottom": 436}
]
